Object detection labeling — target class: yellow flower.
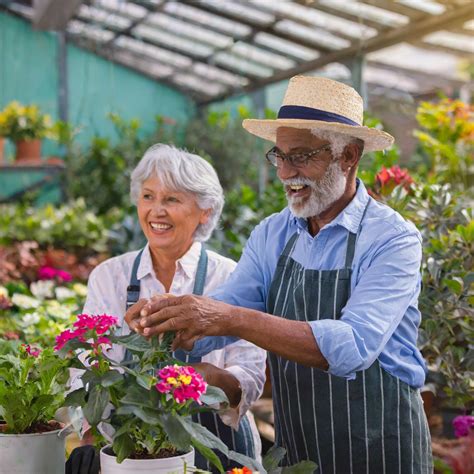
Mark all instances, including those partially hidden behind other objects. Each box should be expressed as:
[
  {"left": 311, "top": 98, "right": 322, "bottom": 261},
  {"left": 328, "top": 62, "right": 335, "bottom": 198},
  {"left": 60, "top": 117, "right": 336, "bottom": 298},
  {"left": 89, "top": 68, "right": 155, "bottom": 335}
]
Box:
[{"left": 178, "top": 374, "right": 192, "bottom": 385}]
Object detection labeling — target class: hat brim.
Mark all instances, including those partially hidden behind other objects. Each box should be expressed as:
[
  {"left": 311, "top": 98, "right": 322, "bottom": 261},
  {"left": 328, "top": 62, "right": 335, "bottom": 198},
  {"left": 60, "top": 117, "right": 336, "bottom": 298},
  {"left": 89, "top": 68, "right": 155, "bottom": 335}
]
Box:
[{"left": 242, "top": 118, "right": 394, "bottom": 152}]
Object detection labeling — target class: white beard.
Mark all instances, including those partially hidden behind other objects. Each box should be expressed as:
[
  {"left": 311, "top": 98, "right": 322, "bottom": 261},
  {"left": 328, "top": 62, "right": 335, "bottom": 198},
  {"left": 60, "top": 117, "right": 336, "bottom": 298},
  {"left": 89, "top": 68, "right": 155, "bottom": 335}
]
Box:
[{"left": 283, "top": 160, "right": 347, "bottom": 218}]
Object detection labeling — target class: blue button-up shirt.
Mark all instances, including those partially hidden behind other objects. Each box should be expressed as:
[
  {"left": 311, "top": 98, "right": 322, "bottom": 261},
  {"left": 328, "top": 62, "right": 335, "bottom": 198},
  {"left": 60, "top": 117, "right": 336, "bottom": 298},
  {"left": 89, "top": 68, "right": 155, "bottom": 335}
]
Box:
[{"left": 194, "top": 180, "right": 427, "bottom": 388}]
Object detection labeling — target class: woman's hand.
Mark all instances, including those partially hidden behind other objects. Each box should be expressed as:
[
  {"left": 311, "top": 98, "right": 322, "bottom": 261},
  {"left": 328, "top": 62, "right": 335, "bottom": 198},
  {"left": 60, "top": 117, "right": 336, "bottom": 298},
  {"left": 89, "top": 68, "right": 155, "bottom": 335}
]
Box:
[{"left": 190, "top": 362, "right": 242, "bottom": 408}]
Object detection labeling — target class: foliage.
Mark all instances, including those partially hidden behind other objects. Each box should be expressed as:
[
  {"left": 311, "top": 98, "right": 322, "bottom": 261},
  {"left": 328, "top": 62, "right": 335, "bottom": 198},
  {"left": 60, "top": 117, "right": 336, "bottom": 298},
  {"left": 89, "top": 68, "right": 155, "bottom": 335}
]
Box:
[
  {"left": 0, "top": 101, "right": 54, "bottom": 141},
  {"left": 209, "top": 179, "right": 287, "bottom": 260},
  {"left": 57, "top": 314, "right": 263, "bottom": 471},
  {"left": 0, "top": 279, "right": 86, "bottom": 348},
  {"left": 0, "top": 345, "right": 70, "bottom": 433},
  {"left": 0, "top": 199, "right": 118, "bottom": 255},
  {"left": 64, "top": 113, "right": 180, "bottom": 215},
  {"left": 374, "top": 183, "right": 473, "bottom": 409},
  {"left": 415, "top": 98, "right": 474, "bottom": 191},
  {"left": 184, "top": 106, "right": 266, "bottom": 190}
]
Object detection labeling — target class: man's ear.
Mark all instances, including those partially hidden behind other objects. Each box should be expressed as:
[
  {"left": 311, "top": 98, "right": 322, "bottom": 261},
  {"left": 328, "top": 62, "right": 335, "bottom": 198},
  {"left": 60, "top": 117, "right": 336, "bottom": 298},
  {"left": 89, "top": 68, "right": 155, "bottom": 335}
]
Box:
[{"left": 341, "top": 142, "right": 361, "bottom": 172}]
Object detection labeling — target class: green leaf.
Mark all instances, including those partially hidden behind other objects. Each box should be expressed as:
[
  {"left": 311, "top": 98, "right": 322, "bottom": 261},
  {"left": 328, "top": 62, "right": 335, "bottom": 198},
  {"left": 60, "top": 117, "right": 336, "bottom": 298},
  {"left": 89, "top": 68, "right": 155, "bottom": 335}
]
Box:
[
  {"left": 64, "top": 388, "right": 86, "bottom": 407},
  {"left": 100, "top": 370, "right": 124, "bottom": 387},
  {"left": 263, "top": 445, "right": 286, "bottom": 471},
  {"left": 113, "top": 433, "right": 135, "bottom": 463},
  {"left": 112, "top": 333, "right": 151, "bottom": 352},
  {"left": 443, "top": 277, "right": 464, "bottom": 295},
  {"left": 200, "top": 385, "right": 229, "bottom": 406},
  {"left": 83, "top": 385, "right": 109, "bottom": 426},
  {"left": 160, "top": 413, "right": 192, "bottom": 451},
  {"left": 130, "top": 406, "right": 161, "bottom": 424},
  {"left": 192, "top": 438, "right": 224, "bottom": 473}
]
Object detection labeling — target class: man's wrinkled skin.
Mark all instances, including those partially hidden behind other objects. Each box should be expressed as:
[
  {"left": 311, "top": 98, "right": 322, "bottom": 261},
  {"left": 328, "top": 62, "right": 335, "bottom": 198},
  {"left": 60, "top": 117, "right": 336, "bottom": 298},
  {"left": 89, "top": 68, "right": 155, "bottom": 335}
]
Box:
[{"left": 125, "top": 128, "right": 362, "bottom": 370}]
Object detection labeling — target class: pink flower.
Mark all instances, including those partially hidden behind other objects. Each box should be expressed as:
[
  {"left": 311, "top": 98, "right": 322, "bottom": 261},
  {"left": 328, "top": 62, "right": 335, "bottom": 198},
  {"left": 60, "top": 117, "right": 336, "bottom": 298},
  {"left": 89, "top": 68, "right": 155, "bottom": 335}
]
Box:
[
  {"left": 54, "top": 314, "right": 118, "bottom": 351},
  {"left": 38, "top": 265, "right": 72, "bottom": 282},
  {"left": 375, "top": 165, "right": 414, "bottom": 195},
  {"left": 22, "top": 344, "right": 41, "bottom": 358},
  {"left": 453, "top": 415, "right": 474, "bottom": 438},
  {"left": 38, "top": 266, "right": 57, "bottom": 280},
  {"left": 155, "top": 364, "right": 207, "bottom": 404}
]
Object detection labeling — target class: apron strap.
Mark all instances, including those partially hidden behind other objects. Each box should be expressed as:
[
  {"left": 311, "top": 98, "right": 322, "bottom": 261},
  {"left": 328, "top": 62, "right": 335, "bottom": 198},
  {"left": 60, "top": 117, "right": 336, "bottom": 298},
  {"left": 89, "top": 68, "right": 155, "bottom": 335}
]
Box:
[
  {"left": 192, "top": 245, "right": 208, "bottom": 296},
  {"left": 344, "top": 198, "right": 371, "bottom": 269},
  {"left": 280, "top": 232, "right": 300, "bottom": 258},
  {"left": 126, "top": 248, "right": 144, "bottom": 309}
]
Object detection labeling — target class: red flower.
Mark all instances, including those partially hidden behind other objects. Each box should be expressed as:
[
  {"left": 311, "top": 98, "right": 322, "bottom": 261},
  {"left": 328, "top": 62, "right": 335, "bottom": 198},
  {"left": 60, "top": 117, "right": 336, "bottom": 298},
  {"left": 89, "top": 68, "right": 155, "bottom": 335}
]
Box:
[{"left": 375, "top": 165, "right": 414, "bottom": 195}]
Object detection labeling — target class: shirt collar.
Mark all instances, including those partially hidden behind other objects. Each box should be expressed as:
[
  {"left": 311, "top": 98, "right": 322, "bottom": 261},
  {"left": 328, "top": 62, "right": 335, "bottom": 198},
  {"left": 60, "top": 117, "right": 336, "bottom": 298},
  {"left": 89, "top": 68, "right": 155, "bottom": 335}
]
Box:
[
  {"left": 290, "top": 179, "right": 370, "bottom": 235},
  {"left": 137, "top": 242, "right": 202, "bottom": 280}
]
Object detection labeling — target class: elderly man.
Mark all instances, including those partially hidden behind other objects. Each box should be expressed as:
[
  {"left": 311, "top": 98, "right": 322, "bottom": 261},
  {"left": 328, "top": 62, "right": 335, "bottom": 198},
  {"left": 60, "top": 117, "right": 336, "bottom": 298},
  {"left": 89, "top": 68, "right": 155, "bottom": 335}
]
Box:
[{"left": 127, "top": 76, "right": 432, "bottom": 473}]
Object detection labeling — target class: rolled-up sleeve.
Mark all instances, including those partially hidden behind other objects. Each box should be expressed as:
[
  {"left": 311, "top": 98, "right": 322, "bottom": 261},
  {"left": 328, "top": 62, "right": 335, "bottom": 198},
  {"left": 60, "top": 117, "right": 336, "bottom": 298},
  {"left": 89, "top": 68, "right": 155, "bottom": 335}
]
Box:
[{"left": 311, "top": 228, "right": 422, "bottom": 379}]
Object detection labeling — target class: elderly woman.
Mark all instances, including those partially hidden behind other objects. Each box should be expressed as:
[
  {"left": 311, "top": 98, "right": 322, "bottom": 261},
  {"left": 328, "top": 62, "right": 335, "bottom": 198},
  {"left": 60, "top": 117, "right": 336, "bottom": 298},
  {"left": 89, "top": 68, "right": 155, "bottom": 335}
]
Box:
[{"left": 83, "top": 144, "right": 266, "bottom": 468}]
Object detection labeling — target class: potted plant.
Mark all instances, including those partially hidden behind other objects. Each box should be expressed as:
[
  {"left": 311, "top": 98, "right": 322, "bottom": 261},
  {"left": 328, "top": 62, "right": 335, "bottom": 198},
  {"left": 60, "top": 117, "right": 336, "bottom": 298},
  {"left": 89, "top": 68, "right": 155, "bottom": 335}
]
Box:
[
  {"left": 56, "top": 313, "right": 263, "bottom": 473},
  {"left": 0, "top": 106, "right": 7, "bottom": 163},
  {"left": 0, "top": 101, "right": 53, "bottom": 162},
  {"left": 0, "top": 342, "right": 71, "bottom": 474}
]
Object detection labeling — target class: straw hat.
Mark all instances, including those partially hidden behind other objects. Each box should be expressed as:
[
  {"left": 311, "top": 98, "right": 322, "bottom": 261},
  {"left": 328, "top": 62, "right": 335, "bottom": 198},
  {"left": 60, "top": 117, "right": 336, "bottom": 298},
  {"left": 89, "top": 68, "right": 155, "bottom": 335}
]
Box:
[{"left": 243, "top": 75, "right": 394, "bottom": 152}]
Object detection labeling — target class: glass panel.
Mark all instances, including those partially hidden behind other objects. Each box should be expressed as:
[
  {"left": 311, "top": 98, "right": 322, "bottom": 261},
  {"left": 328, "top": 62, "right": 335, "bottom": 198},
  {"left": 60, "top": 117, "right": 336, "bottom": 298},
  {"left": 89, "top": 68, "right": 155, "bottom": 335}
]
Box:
[
  {"left": 254, "top": 32, "right": 319, "bottom": 61},
  {"left": 276, "top": 19, "right": 351, "bottom": 50},
  {"left": 77, "top": 5, "right": 131, "bottom": 30},
  {"left": 94, "top": 0, "right": 148, "bottom": 20},
  {"left": 231, "top": 42, "right": 295, "bottom": 69},
  {"left": 364, "top": 66, "right": 420, "bottom": 93},
  {"left": 113, "top": 48, "right": 174, "bottom": 78},
  {"left": 197, "top": 0, "right": 275, "bottom": 25},
  {"left": 398, "top": 0, "right": 446, "bottom": 15},
  {"left": 146, "top": 12, "right": 233, "bottom": 48},
  {"left": 318, "top": 0, "right": 409, "bottom": 27},
  {"left": 133, "top": 24, "right": 213, "bottom": 57},
  {"left": 115, "top": 36, "right": 192, "bottom": 68},
  {"left": 164, "top": 2, "right": 251, "bottom": 37},
  {"left": 214, "top": 52, "right": 273, "bottom": 77},
  {"left": 67, "top": 20, "right": 115, "bottom": 42},
  {"left": 192, "top": 63, "right": 249, "bottom": 87},
  {"left": 173, "top": 74, "right": 226, "bottom": 96},
  {"left": 250, "top": 0, "right": 376, "bottom": 39},
  {"left": 423, "top": 31, "right": 474, "bottom": 53}
]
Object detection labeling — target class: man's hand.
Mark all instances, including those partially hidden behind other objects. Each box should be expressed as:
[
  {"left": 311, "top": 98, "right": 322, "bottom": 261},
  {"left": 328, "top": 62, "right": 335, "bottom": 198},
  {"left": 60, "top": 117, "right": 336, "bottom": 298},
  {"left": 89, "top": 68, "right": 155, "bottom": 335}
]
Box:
[
  {"left": 138, "top": 294, "right": 236, "bottom": 350},
  {"left": 124, "top": 298, "right": 148, "bottom": 332}
]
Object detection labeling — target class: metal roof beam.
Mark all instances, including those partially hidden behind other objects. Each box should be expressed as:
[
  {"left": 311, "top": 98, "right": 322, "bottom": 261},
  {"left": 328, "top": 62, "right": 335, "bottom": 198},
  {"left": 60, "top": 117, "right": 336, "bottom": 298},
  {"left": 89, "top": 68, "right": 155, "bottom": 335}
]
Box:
[
  {"left": 199, "top": 2, "right": 473, "bottom": 106},
  {"left": 32, "top": 0, "right": 84, "bottom": 31}
]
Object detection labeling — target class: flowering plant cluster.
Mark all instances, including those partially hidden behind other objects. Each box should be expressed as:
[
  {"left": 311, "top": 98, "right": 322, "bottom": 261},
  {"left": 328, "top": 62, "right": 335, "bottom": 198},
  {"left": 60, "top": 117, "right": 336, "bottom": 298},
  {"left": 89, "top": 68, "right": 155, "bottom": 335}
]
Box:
[
  {"left": 374, "top": 165, "right": 414, "bottom": 196},
  {"left": 453, "top": 415, "right": 474, "bottom": 438},
  {"left": 0, "top": 343, "right": 70, "bottom": 434},
  {"left": 38, "top": 265, "right": 73, "bottom": 283},
  {"left": 0, "top": 279, "right": 86, "bottom": 347},
  {"left": 56, "top": 313, "right": 262, "bottom": 471},
  {"left": 0, "top": 101, "right": 53, "bottom": 141}
]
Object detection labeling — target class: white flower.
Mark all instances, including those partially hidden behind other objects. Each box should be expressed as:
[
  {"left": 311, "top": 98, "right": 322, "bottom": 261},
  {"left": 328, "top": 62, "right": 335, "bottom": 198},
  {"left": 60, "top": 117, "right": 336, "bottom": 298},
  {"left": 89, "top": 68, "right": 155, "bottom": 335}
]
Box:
[
  {"left": 0, "top": 286, "right": 8, "bottom": 298},
  {"left": 21, "top": 312, "right": 41, "bottom": 326},
  {"left": 30, "top": 280, "right": 54, "bottom": 299},
  {"left": 72, "top": 283, "right": 88, "bottom": 297},
  {"left": 11, "top": 293, "right": 40, "bottom": 309},
  {"left": 55, "top": 287, "right": 76, "bottom": 301},
  {"left": 46, "top": 301, "right": 72, "bottom": 320}
]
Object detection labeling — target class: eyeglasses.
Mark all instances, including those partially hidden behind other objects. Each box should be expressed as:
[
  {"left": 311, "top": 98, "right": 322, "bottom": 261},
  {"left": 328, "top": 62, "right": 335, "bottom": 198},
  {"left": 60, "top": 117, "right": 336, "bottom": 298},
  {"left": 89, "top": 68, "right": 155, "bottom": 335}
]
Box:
[{"left": 265, "top": 144, "right": 332, "bottom": 168}]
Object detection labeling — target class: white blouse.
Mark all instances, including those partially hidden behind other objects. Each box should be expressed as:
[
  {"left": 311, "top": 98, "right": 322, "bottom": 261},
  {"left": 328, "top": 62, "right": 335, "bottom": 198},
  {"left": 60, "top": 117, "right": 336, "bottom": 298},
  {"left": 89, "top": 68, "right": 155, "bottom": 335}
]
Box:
[{"left": 82, "top": 242, "right": 266, "bottom": 456}]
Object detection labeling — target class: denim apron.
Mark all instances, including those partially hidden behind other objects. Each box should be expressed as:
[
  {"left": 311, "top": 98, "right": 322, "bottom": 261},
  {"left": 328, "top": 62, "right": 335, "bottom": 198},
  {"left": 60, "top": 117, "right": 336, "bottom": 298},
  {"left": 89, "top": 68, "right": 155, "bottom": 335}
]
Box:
[
  {"left": 126, "top": 247, "right": 255, "bottom": 471},
  {"left": 266, "top": 202, "right": 432, "bottom": 473}
]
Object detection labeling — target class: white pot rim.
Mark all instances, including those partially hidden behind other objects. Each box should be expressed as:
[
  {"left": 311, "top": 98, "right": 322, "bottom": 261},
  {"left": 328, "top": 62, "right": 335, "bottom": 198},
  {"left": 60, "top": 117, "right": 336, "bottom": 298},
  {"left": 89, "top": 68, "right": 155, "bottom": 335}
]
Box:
[{"left": 100, "top": 445, "right": 194, "bottom": 464}]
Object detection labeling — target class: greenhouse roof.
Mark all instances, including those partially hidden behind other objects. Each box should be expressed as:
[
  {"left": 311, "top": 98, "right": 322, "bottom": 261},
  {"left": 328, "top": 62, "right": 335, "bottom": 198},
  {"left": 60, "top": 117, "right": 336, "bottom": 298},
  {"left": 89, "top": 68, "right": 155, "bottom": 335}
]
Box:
[{"left": 3, "top": 0, "right": 473, "bottom": 104}]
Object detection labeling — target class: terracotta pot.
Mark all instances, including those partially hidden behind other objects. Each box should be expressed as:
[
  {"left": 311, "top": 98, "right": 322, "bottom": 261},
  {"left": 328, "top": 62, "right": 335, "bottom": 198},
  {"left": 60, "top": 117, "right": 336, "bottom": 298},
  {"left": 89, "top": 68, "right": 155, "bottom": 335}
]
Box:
[{"left": 15, "top": 138, "right": 42, "bottom": 162}]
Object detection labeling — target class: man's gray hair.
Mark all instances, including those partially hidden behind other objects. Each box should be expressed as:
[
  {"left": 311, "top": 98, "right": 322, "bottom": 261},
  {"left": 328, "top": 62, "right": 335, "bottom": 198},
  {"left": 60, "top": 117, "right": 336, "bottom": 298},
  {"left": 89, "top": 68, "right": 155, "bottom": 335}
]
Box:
[
  {"left": 130, "top": 144, "right": 224, "bottom": 242},
  {"left": 311, "top": 129, "right": 364, "bottom": 158}
]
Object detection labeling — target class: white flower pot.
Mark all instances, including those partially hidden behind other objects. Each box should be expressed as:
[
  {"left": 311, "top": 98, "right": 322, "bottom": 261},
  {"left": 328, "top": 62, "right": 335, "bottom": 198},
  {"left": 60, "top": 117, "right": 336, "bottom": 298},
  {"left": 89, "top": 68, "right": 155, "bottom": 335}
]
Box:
[
  {"left": 100, "top": 445, "right": 195, "bottom": 474},
  {"left": 0, "top": 427, "right": 65, "bottom": 474}
]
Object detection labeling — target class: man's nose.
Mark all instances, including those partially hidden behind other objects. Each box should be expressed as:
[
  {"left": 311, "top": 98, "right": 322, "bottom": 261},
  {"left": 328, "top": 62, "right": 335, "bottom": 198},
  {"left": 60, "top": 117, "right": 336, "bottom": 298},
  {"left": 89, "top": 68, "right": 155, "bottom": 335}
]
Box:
[{"left": 276, "top": 159, "right": 298, "bottom": 181}]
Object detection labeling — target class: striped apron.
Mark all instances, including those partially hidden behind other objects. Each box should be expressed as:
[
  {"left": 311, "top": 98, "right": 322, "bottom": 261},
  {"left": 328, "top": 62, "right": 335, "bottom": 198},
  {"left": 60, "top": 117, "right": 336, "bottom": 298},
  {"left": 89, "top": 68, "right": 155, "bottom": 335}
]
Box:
[
  {"left": 126, "top": 247, "right": 255, "bottom": 471},
  {"left": 266, "top": 212, "right": 433, "bottom": 473}
]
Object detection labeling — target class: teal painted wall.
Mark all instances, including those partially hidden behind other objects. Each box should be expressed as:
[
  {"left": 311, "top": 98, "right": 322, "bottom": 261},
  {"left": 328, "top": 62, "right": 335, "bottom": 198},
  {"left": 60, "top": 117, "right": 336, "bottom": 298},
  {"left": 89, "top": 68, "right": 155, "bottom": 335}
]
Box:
[{"left": 0, "top": 11, "right": 194, "bottom": 160}]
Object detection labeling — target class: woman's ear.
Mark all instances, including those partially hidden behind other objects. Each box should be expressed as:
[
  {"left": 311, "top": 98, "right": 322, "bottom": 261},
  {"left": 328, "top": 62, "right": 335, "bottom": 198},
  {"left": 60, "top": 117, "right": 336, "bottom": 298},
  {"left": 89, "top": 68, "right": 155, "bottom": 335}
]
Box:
[{"left": 199, "top": 208, "right": 212, "bottom": 225}]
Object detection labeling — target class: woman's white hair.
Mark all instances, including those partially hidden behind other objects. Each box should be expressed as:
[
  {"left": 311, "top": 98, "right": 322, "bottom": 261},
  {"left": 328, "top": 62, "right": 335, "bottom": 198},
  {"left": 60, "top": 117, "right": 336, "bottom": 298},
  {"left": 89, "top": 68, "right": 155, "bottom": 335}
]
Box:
[
  {"left": 130, "top": 144, "right": 224, "bottom": 242},
  {"left": 311, "top": 129, "right": 364, "bottom": 158}
]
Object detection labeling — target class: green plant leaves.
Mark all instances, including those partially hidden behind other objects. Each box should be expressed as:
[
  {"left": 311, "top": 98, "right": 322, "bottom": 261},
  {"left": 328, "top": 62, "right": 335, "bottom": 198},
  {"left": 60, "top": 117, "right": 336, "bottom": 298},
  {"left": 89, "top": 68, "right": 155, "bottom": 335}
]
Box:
[{"left": 83, "top": 385, "right": 110, "bottom": 426}]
